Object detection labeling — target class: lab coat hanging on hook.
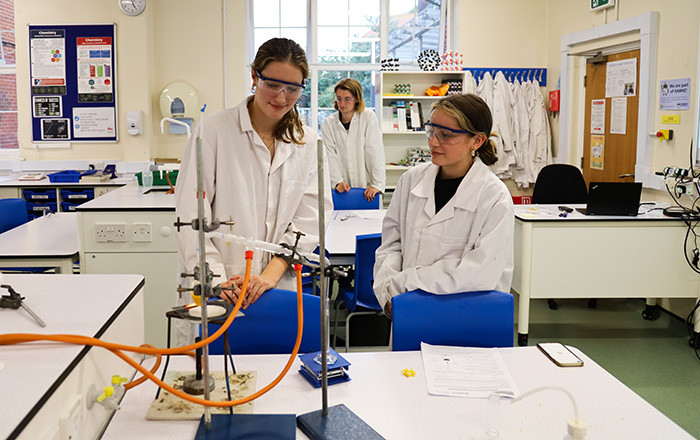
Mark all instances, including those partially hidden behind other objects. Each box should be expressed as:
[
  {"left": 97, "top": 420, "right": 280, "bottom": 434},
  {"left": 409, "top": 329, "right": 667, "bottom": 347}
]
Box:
[{"left": 159, "top": 81, "right": 199, "bottom": 136}]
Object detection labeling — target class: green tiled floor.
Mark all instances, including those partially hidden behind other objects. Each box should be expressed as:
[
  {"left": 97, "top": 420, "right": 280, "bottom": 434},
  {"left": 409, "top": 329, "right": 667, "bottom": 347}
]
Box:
[{"left": 519, "top": 296, "right": 700, "bottom": 439}]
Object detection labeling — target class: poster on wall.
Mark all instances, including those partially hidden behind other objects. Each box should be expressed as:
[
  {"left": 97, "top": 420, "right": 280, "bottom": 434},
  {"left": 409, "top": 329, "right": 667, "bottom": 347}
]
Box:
[
  {"left": 73, "top": 107, "right": 116, "bottom": 138},
  {"left": 29, "top": 29, "right": 67, "bottom": 96},
  {"left": 76, "top": 37, "right": 114, "bottom": 103},
  {"left": 28, "top": 24, "right": 117, "bottom": 143},
  {"left": 606, "top": 58, "right": 637, "bottom": 98},
  {"left": 610, "top": 97, "right": 627, "bottom": 134},
  {"left": 591, "top": 135, "right": 605, "bottom": 170},
  {"left": 659, "top": 78, "right": 690, "bottom": 110},
  {"left": 591, "top": 99, "right": 606, "bottom": 134}
]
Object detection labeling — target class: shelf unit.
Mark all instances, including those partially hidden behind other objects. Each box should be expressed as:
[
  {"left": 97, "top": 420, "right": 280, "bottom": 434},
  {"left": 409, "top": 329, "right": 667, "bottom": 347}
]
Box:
[
  {"left": 377, "top": 70, "right": 468, "bottom": 194},
  {"left": 0, "top": 184, "right": 118, "bottom": 218}
]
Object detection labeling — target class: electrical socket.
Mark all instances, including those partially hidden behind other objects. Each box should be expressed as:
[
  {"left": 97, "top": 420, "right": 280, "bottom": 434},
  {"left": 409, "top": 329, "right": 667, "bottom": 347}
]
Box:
[
  {"left": 133, "top": 222, "right": 152, "bottom": 242},
  {"left": 95, "top": 223, "right": 127, "bottom": 243},
  {"left": 675, "top": 182, "right": 693, "bottom": 197}
]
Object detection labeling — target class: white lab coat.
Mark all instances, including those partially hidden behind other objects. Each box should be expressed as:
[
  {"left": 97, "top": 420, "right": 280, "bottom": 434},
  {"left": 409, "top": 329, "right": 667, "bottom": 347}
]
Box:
[
  {"left": 491, "top": 71, "right": 516, "bottom": 178},
  {"left": 373, "top": 158, "right": 514, "bottom": 309},
  {"left": 527, "top": 80, "right": 552, "bottom": 179},
  {"left": 175, "top": 97, "right": 333, "bottom": 293},
  {"left": 321, "top": 109, "right": 386, "bottom": 192}
]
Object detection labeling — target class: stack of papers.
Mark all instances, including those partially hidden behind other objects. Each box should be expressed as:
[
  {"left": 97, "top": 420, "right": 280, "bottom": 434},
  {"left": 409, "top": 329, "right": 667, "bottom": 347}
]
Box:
[
  {"left": 18, "top": 173, "right": 46, "bottom": 181},
  {"left": 420, "top": 342, "right": 519, "bottom": 398}
]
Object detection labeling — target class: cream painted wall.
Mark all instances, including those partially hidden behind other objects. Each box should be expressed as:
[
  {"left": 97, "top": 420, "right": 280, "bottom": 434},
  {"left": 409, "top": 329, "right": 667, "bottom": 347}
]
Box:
[{"left": 15, "top": 0, "right": 249, "bottom": 162}]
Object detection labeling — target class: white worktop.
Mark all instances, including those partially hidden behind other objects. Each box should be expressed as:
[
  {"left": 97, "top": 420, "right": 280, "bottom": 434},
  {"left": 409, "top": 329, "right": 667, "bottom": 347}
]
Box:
[
  {"left": 0, "top": 274, "right": 145, "bottom": 440},
  {"left": 76, "top": 181, "right": 176, "bottom": 211},
  {"left": 514, "top": 202, "right": 679, "bottom": 221},
  {"left": 0, "top": 173, "right": 133, "bottom": 187}
]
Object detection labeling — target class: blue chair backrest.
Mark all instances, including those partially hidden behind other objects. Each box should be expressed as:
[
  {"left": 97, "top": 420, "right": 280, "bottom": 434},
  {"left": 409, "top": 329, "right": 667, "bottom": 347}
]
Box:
[
  {"left": 206, "top": 288, "right": 321, "bottom": 355},
  {"left": 332, "top": 188, "right": 380, "bottom": 210},
  {"left": 349, "top": 233, "right": 383, "bottom": 311},
  {"left": 392, "top": 290, "right": 514, "bottom": 351},
  {"left": 0, "top": 198, "right": 29, "bottom": 234}
]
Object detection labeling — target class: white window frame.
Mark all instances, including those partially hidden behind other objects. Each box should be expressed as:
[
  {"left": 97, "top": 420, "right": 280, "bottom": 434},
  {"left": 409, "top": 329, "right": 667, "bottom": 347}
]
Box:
[{"left": 248, "top": 0, "right": 455, "bottom": 131}]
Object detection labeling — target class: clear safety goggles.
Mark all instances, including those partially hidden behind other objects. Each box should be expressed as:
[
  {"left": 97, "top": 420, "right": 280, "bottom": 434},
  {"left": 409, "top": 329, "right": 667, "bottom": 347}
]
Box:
[
  {"left": 424, "top": 122, "right": 474, "bottom": 144},
  {"left": 255, "top": 70, "right": 306, "bottom": 99},
  {"left": 334, "top": 96, "right": 357, "bottom": 103}
]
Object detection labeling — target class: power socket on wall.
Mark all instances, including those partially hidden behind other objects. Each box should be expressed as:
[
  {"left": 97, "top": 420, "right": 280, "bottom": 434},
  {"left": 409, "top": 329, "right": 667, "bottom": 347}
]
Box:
[
  {"left": 95, "top": 223, "right": 127, "bottom": 243},
  {"left": 132, "top": 222, "right": 152, "bottom": 242}
]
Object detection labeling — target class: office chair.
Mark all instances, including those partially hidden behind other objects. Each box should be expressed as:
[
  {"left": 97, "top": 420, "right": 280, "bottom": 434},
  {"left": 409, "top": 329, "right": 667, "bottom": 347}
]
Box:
[
  {"left": 206, "top": 288, "right": 321, "bottom": 355},
  {"left": 531, "top": 164, "right": 588, "bottom": 205},
  {"left": 0, "top": 198, "right": 29, "bottom": 234},
  {"left": 391, "top": 289, "right": 514, "bottom": 351},
  {"left": 332, "top": 233, "right": 386, "bottom": 351},
  {"left": 332, "top": 188, "right": 380, "bottom": 210},
  {"left": 531, "top": 164, "right": 594, "bottom": 310}
]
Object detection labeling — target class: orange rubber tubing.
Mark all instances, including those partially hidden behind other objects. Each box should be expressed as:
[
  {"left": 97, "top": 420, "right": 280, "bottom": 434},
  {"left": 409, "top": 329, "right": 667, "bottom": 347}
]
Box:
[{"left": 0, "top": 253, "right": 306, "bottom": 407}]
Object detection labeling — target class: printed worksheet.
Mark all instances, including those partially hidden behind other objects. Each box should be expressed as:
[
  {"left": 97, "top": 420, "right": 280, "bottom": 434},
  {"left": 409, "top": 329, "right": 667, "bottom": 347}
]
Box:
[{"left": 420, "top": 342, "right": 518, "bottom": 398}]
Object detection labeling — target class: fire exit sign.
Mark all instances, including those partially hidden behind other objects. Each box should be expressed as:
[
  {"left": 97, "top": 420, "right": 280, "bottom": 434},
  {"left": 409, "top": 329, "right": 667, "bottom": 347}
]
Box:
[{"left": 591, "top": 0, "right": 615, "bottom": 11}]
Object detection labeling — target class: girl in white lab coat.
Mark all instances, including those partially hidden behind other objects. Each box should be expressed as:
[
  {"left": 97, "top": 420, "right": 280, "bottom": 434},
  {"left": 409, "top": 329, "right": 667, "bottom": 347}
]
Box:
[
  {"left": 321, "top": 78, "right": 385, "bottom": 201},
  {"left": 175, "top": 38, "right": 332, "bottom": 313},
  {"left": 373, "top": 94, "right": 514, "bottom": 317}
]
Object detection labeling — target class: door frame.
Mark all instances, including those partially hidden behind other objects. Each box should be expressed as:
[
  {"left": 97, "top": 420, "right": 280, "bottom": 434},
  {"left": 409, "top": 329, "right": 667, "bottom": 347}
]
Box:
[{"left": 558, "top": 11, "right": 661, "bottom": 189}]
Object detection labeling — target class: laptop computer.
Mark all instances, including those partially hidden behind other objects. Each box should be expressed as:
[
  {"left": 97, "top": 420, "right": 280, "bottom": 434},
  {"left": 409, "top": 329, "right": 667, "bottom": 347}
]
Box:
[{"left": 576, "top": 182, "right": 643, "bottom": 216}]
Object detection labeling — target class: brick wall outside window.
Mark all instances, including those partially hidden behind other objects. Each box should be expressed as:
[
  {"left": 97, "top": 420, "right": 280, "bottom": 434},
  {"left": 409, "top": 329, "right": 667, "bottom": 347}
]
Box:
[{"left": 0, "top": 0, "right": 17, "bottom": 149}]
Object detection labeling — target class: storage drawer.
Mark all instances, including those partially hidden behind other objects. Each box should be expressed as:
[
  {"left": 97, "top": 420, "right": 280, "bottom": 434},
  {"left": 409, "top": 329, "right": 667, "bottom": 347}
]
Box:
[
  {"left": 23, "top": 189, "right": 57, "bottom": 201},
  {"left": 61, "top": 201, "right": 82, "bottom": 211},
  {"left": 27, "top": 201, "right": 57, "bottom": 214},
  {"left": 60, "top": 188, "right": 95, "bottom": 201}
]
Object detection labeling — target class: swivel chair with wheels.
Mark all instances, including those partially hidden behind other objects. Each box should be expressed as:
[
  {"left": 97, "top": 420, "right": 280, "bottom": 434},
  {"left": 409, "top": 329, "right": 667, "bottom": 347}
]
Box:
[{"left": 531, "top": 164, "right": 595, "bottom": 310}]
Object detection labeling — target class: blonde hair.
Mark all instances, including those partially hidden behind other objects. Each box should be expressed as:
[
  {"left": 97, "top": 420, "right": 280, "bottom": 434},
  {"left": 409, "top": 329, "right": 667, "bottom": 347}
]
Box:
[
  {"left": 431, "top": 94, "right": 498, "bottom": 165},
  {"left": 333, "top": 78, "right": 365, "bottom": 113},
  {"left": 251, "top": 38, "right": 308, "bottom": 145}
]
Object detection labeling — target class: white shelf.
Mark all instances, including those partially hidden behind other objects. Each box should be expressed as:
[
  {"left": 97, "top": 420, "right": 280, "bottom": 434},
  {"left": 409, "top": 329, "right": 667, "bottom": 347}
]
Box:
[
  {"left": 386, "top": 165, "right": 410, "bottom": 170},
  {"left": 382, "top": 95, "right": 443, "bottom": 100}
]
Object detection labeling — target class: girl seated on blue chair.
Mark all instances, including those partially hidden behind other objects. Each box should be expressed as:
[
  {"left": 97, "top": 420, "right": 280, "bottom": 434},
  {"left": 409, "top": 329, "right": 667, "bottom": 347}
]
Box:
[{"left": 373, "top": 94, "right": 514, "bottom": 317}]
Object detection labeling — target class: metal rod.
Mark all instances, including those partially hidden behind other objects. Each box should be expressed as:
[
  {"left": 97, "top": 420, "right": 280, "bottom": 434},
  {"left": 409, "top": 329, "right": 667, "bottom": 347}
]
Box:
[
  {"left": 195, "top": 113, "right": 212, "bottom": 427},
  {"left": 316, "top": 139, "right": 329, "bottom": 415}
]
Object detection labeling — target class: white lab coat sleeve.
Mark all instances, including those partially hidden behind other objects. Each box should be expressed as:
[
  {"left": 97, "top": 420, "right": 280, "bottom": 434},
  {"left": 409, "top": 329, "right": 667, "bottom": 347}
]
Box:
[
  {"left": 363, "top": 111, "right": 386, "bottom": 192},
  {"left": 382, "top": 192, "right": 514, "bottom": 301},
  {"left": 373, "top": 176, "right": 406, "bottom": 309},
  {"left": 281, "top": 138, "right": 333, "bottom": 255},
  {"left": 175, "top": 123, "right": 227, "bottom": 281},
  {"left": 321, "top": 118, "right": 344, "bottom": 188}
]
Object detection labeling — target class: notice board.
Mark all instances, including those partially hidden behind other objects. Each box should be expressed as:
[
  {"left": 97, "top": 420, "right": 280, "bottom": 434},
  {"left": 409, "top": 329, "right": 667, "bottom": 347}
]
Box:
[{"left": 28, "top": 24, "right": 118, "bottom": 142}]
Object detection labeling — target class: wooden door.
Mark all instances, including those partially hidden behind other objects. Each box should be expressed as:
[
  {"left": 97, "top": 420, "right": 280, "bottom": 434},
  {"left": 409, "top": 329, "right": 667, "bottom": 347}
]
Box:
[{"left": 582, "top": 50, "right": 639, "bottom": 185}]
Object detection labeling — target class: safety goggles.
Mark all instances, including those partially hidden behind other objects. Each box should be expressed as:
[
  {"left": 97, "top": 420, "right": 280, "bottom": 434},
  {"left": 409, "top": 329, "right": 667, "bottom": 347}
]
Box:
[
  {"left": 424, "top": 122, "right": 474, "bottom": 144},
  {"left": 334, "top": 96, "right": 357, "bottom": 103},
  {"left": 255, "top": 70, "right": 306, "bottom": 99}
]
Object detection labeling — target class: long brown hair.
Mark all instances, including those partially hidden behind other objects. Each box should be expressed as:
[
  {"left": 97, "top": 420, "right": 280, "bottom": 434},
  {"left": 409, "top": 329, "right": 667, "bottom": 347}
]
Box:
[
  {"left": 431, "top": 94, "right": 499, "bottom": 165},
  {"left": 251, "top": 38, "right": 308, "bottom": 145},
  {"left": 333, "top": 78, "right": 365, "bottom": 113}
]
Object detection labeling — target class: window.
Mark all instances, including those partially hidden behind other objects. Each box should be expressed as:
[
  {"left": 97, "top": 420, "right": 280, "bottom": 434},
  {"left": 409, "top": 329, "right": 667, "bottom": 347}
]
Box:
[
  {"left": 250, "top": 0, "right": 452, "bottom": 130},
  {"left": 0, "top": 0, "right": 16, "bottom": 150}
]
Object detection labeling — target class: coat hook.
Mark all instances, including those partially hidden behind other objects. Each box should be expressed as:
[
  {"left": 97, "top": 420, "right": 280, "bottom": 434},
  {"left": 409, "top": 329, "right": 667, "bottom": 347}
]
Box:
[{"left": 538, "top": 69, "right": 543, "bottom": 83}]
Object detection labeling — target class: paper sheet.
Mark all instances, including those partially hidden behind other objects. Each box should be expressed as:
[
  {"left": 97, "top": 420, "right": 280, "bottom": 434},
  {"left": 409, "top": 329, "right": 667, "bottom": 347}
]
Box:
[{"left": 420, "top": 342, "right": 518, "bottom": 398}]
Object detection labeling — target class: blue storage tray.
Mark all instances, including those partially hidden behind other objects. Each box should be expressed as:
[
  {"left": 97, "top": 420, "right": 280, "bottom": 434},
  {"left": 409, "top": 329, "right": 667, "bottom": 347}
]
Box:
[
  {"left": 48, "top": 170, "right": 81, "bottom": 183},
  {"left": 61, "top": 201, "right": 81, "bottom": 211},
  {"left": 27, "top": 201, "right": 57, "bottom": 213},
  {"left": 60, "top": 188, "right": 94, "bottom": 200},
  {"left": 22, "top": 189, "right": 57, "bottom": 201}
]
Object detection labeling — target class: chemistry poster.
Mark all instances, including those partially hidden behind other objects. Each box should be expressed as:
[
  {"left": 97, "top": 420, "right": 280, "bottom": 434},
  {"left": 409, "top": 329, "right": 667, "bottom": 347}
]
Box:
[
  {"left": 591, "top": 135, "right": 605, "bottom": 170},
  {"left": 659, "top": 78, "right": 690, "bottom": 110},
  {"left": 29, "top": 29, "right": 66, "bottom": 95},
  {"left": 76, "top": 37, "right": 114, "bottom": 103},
  {"left": 606, "top": 58, "right": 637, "bottom": 98},
  {"left": 73, "top": 107, "right": 115, "bottom": 138}
]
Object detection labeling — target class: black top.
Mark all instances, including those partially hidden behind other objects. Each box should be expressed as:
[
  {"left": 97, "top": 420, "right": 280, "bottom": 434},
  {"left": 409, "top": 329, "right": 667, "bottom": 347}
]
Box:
[
  {"left": 434, "top": 170, "right": 464, "bottom": 213},
  {"left": 341, "top": 119, "right": 351, "bottom": 130}
]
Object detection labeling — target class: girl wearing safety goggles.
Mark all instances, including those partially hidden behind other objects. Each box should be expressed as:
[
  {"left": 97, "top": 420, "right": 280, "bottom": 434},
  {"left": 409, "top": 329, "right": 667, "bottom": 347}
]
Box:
[{"left": 373, "top": 93, "right": 514, "bottom": 318}]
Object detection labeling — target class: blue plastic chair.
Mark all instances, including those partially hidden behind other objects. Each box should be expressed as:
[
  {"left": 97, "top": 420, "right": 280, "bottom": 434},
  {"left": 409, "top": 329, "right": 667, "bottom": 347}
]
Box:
[
  {"left": 0, "top": 198, "right": 29, "bottom": 233},
  {"left": 332, "top": 188, "right": 380, "bottom": 210},
  {"left": 332, "top": 233, "right": 384, "bottom": 351},
  {"left": 391, "top": 289, "right": 514, "bottom": 351},
  {"left": 206, "top": 288, "right": 321, "bottom": 355}
]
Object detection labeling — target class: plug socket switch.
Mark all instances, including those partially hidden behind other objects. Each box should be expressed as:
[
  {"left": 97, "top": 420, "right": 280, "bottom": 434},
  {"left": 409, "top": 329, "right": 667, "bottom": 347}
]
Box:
[{"left": 656, "top": 129, "right": 673, "bottom": 141}]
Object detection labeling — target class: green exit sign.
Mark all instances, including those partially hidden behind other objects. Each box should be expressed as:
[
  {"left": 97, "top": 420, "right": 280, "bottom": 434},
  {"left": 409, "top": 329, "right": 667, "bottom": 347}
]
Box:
[{"left": 591, "top": 0, "right": 615, "bottom": 11}]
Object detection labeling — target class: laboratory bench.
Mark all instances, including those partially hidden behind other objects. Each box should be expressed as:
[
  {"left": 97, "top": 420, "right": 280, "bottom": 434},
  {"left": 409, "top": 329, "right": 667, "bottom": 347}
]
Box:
[
  {"left": 76, "top": 181, "right": 178, "bottom": 349},
  {"left": 0, "top": 173, "right": 134, "bottom": 217},
  {"left": 0, "top": 274, "right": 145, "bottom": 440}
]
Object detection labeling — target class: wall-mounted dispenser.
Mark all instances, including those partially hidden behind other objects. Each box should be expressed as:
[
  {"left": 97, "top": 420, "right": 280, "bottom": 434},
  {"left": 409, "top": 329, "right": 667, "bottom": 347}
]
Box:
[{"left": 159, "top": 81, "right": 199, "bottom": 135}]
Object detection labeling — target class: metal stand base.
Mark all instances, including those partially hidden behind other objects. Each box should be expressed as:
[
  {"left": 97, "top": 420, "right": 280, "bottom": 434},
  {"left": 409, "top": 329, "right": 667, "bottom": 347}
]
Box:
[
  {"left": 296, "top": 404, "right": 385, "bottom": 440},
  {"left": 194, "top": 414, "right": 295, "bottom": 439}
]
